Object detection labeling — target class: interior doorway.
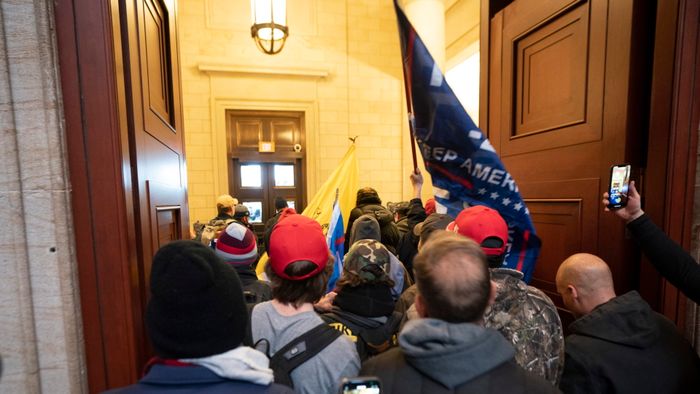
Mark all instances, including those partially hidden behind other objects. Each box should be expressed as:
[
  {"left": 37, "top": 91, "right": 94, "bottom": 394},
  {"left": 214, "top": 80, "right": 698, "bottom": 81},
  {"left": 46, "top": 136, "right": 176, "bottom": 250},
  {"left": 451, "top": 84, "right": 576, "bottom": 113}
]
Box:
[{"left": 226, "top": 110, "right": 306, "bottom": 247}]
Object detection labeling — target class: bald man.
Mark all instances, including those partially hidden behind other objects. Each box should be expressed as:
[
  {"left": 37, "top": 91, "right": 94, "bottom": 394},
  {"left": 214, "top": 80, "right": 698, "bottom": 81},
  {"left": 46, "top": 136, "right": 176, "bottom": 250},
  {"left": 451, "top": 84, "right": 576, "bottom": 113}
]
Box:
[{"left": 556, "top": 253, "right": 700, "bottom": 394}]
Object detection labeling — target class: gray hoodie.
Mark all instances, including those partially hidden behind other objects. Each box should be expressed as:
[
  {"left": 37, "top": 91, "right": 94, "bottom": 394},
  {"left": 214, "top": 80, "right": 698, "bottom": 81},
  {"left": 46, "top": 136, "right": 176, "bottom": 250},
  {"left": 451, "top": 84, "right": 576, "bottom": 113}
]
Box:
[
  {"left": 349, "top": 214, "right": 381, "bottom": 245},
  {"left": 399, "top": 318, "right": 515, "bottom": 389}
]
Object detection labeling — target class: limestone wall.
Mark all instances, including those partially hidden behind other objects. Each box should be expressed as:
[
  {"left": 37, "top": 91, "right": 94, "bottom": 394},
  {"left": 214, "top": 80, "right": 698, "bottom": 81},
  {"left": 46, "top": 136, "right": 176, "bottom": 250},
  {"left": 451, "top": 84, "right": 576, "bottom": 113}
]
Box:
[
  {"left": 179, "top": 0, "right": 410, "bottom": 224},
  {"left": 0, "top": 0, "right": 85, "bottom": 392}
]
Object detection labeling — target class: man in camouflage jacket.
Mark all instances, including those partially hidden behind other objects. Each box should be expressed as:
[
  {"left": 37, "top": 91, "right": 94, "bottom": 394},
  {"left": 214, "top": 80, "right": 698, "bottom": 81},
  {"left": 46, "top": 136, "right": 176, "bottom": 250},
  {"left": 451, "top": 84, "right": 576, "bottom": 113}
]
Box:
[{"left": 447, "top": 206, "right": 564, "bottom": 385}]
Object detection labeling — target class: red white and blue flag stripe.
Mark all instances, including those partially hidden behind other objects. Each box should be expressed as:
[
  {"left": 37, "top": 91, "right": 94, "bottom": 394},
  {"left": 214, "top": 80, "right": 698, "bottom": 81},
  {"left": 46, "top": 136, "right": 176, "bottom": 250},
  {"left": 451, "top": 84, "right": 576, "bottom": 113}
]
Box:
[
  {"left": 326, "top": 196, "right": 345, "bottom": 292},
  {"left": 394, "top": 1, "right": 541, "bottom": 282}
]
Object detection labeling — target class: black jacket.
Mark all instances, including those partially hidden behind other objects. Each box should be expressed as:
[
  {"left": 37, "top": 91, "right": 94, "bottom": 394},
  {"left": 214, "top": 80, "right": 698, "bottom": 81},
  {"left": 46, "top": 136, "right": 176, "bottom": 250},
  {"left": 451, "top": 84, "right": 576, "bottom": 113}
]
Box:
[
  {"left": 559, "top": 291, "right": 700, "bottom": 394},
  {"left": 233, "top": 265, "right": 271, "bottom": 305},
  {"left": 627, "top": 214, "right": 700, "bottom": 304},
  {"left": 345, "top": 202, "right": 400, "bottom": 253},
  {"left": 395, "top": 198, "right": 426, "bottom": 277}
]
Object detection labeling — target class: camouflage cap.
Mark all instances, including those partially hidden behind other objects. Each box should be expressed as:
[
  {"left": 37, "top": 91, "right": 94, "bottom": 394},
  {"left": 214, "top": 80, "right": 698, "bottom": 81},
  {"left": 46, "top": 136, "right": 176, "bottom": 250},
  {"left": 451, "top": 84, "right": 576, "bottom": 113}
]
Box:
[{"left": 343, "top": 239, "right": 391, "bottom": 283}]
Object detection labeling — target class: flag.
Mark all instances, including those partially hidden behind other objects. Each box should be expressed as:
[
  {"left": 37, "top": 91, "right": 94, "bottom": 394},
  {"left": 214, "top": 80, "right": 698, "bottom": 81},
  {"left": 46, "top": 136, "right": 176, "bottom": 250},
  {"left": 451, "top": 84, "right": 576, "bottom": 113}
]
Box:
[
  {"left": 326, "top": 192, "right": 345, "bottom": 291},
  {"left": 394, "top": 1, "right": 541, "bottom": 282},
  {"left": 257, "top": 144, "right": 359, "bottom": 278}
]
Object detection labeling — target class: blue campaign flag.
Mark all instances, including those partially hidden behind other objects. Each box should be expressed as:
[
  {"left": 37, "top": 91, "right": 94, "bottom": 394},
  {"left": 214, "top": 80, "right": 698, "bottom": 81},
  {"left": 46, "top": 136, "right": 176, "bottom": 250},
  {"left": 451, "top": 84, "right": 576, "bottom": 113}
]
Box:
[
  {"left": 326, "top": 197, "right": 345, "bottom": 292},
  {"left": 394, "top": 1, "right": 541, "bottom": 282}
]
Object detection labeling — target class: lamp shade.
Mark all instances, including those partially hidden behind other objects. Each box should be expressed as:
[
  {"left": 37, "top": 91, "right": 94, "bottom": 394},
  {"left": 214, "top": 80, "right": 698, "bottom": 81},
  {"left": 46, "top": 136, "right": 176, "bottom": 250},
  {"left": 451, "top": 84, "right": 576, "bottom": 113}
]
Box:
[{"left": 251, "top": 0, "right": 288, "bottom": 55}]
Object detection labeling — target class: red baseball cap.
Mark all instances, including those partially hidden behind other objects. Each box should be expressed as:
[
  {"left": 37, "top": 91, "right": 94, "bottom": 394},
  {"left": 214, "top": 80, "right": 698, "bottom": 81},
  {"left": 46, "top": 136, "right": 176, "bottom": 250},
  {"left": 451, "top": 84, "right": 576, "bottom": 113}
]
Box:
[
  {"left": 447, "top": 205, "right": 508, "bottom": 256},
  {"left": 268, "top": 214, "right": 329, "bottom": 281},
  {"left": 424, "top": 198, "right": 436, "bottom": 215}
]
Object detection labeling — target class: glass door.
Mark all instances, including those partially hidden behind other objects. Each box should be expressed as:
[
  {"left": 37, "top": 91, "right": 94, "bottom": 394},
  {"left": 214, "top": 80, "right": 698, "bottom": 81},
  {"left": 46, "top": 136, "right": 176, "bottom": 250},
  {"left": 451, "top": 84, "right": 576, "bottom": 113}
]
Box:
[{"left": 232, "top": 159, "right": 303, "bottom": 247}]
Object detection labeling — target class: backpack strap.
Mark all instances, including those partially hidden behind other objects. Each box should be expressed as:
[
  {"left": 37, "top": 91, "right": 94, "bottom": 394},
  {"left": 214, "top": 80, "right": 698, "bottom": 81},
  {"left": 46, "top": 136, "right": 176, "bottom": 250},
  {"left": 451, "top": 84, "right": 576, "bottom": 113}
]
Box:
[
  {"left": 269, "top": 323, "right": 342, "bottom": 388},
  {"left": 243, "top": 303, "right": 256, "bottom": 347}
]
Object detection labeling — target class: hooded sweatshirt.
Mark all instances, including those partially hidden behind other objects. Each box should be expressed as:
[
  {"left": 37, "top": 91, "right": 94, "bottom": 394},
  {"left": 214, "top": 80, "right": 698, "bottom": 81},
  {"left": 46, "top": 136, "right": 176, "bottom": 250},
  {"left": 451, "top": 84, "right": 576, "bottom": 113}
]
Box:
[
  {"left": 349, "top": 214, "right": 381, "bottom": 246},
  {"left": 361, "top": 318, "right": 557, "bottom": 393},
  {"left": 560, "top": 291, "right": 700, "bottom": 394},
  {"left": 347, "top": 226, "right": 410, "bottom": 298}
]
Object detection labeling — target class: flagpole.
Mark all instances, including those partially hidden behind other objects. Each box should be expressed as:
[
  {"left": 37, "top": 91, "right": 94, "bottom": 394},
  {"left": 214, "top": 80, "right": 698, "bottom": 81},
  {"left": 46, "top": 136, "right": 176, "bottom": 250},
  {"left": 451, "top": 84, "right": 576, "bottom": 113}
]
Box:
[
  {"left": 402, "top": 80, "right": 419, "bottom": 174},
  {"left": 399, "top": 26, "right": 419, "bottom": 173}
]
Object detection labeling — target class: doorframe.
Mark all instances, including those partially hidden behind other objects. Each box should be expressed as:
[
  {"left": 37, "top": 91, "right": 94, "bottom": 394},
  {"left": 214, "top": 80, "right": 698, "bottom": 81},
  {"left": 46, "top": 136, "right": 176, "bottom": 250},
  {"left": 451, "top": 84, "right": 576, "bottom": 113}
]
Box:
[
  {"left": 55, "top": 0, "right": 143, "bottom": 391},
  {"left": 213, "top": 99, "right": 320, "bottom": 203},
  {"left": 643, "top": 0, "right": 700, "bottom": 328}
]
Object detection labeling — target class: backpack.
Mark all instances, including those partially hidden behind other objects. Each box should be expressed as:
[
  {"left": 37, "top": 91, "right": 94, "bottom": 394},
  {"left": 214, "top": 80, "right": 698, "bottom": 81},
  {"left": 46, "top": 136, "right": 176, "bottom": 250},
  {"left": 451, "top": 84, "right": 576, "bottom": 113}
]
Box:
[
  {"left": 192, "top": 218, "right": 235, "bottom": 246},
  {"left": 254, "top": 323, "right": 342, "bottom": 388},
  {"left": 321, "top": 309, "right": 402, "bottom": 361}
]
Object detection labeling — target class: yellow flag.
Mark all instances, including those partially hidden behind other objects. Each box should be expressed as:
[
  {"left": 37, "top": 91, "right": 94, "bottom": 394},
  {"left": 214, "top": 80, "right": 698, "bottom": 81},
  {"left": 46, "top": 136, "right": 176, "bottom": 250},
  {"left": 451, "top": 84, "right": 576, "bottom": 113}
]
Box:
[{"left": 257, "top": 144, "right": 359, "bottom": 277}]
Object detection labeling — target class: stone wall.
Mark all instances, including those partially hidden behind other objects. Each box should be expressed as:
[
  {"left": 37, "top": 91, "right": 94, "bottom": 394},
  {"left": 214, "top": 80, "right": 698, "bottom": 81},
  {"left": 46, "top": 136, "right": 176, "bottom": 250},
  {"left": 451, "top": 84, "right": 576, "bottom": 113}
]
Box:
[
  {"left": 179, "top": 0, "right": 409, "bottom": 224},
  {"left": 0, "top": 0, "right": 85, "bottom": 392}
]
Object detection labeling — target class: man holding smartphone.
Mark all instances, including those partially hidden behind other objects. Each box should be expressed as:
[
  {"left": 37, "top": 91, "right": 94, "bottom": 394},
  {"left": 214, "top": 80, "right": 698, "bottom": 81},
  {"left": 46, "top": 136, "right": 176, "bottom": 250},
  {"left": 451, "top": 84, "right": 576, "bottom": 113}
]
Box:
[{"left": 603, "top": 180, "right": 700, "bottom": 304}]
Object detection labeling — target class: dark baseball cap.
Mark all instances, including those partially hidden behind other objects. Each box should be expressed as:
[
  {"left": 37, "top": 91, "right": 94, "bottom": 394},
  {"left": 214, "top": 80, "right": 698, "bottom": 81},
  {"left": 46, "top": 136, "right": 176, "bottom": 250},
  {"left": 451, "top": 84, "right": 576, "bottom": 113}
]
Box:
[{"left": 413, "top": 213, "right": 454, "bottom": 243}]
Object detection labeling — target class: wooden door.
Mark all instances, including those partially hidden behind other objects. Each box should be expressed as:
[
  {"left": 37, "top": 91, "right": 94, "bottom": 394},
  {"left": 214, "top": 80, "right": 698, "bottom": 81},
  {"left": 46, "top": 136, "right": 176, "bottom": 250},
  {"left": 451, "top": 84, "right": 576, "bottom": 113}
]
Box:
[
  {"left": 56, "top": 0, "right": 188, "bottom": 391},
  {"left": 121, "top": 0, "right": 189, "bottom": 369},
  {"left": 485, "top": 0, "right": 654, "bottom": 326},
  {"left": 227, "top": 111, "right": 306, "bottom": 246}
]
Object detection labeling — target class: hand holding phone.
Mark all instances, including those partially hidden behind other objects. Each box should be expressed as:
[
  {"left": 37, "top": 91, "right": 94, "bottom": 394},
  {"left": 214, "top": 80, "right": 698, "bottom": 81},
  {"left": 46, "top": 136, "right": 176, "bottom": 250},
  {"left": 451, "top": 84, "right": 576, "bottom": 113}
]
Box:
[
  {"left": 607, "top": 164, "right": 631, "bottom": 209},
  {"left": 341, "top": 377, "right": 381, "bottom": 394},
  {"left": 603, "top": 180, "right": 644, "bottom": 223}
]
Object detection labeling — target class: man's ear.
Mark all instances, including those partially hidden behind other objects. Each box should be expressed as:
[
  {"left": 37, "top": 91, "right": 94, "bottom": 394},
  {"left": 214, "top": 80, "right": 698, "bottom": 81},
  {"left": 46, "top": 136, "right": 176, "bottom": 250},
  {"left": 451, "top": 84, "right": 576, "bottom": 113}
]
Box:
[
  {"left": 414, "top": 293, "right": 428, "bottom": 318},
  {"left": 488, "top": 280, "right": 498, "bottom": 306},
  {"left": 567, "top": 284, "right": 578, "bottom": 301}
]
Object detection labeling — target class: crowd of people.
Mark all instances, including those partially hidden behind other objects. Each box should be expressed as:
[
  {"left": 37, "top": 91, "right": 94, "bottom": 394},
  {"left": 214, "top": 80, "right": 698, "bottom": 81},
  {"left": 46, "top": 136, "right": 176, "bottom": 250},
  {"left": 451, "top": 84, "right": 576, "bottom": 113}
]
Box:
[{"left": 107, "top": 171, "right": 700, "bottom": 394}]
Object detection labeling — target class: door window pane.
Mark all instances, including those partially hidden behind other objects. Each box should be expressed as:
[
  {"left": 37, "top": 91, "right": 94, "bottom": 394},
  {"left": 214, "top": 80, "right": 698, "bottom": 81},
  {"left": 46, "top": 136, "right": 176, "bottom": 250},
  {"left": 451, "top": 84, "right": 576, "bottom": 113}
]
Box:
[
  {"left": 274, "top": 164, "right": 295, "bottom": 187},
  {"left": 242, "top": 201, "right": 263, "bottom": 223},
  {"left": 240, "top": 164, "right": 262, "bottom": 188}
]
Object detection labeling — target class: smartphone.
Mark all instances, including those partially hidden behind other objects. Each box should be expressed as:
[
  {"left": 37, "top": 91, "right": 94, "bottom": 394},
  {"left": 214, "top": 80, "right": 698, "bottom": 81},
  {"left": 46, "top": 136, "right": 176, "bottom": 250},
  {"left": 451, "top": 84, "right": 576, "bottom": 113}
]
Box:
[
  {"left": 608, "top": 164, "right": 631, "bottom": 209},
  {"left": 341, "top": 377, "right": 381, "bottom": 394}
]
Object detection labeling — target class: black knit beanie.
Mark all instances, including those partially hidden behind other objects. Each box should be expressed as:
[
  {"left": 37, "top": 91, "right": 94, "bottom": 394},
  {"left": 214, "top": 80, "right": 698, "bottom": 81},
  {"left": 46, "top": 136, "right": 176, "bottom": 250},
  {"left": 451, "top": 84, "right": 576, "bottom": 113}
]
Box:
[{"left": 146, "top": 240, "right": 248, "bottom": 359}]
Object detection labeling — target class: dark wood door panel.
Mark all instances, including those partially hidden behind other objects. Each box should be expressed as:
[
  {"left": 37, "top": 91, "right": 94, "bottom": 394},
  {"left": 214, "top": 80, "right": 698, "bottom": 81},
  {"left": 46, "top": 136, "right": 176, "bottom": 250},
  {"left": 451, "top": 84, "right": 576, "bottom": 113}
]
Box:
[
  {"left": 497, "top": 0, "right": 606, "bottom": 156},
  {"left": 138, "top": 0, "right": 182, "bottom": 151},
  {"left": 143, "top": 134, "right": 183, "bottom": 187},
  {"left": 233, "top": 120, "right": 264, "bottom": 149},
  {"left": 227, "top": 110, "right": 304, "bottom": 155},
  {"left": 518, "top": 178, "right": 599, "bottom": 290},
  {"left": 271, "top": 120, "right": 299, "bottom": 146},
  {"left": 515, "top": 5, "right": 588, "bottom": 135}
]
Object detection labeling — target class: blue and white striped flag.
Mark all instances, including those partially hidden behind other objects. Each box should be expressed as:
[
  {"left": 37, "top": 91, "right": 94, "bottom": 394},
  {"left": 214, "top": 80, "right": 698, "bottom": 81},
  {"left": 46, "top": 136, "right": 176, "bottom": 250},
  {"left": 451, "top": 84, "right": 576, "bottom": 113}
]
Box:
[{"left": 326, "top": 192, "right": 345, "bottom": 292}]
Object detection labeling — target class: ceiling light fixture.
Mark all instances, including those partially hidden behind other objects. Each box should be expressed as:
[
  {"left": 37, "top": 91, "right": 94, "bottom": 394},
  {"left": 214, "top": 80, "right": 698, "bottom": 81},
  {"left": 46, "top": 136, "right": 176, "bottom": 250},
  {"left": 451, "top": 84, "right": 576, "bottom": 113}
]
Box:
[{"left": 250, "top": 0, "right": 288, "bottom": 55}]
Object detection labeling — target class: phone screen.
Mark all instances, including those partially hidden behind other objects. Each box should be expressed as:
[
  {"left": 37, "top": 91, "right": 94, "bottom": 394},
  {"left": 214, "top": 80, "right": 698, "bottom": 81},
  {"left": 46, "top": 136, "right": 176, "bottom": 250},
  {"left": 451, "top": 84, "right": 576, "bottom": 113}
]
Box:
[
  {"left": 341, "top": 378, "right": 381, "bottom": 394},
  {"left": 608, "top": 164, "right": 631, "bottom": 209}
]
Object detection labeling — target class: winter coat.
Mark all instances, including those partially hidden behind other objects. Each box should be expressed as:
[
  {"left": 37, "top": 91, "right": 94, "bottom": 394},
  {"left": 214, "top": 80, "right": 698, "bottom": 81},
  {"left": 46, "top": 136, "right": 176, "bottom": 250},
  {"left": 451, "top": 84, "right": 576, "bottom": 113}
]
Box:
[
  {"left": 103, "top": 364, "right": 292, "bottom": 394},
  {"left": 345, "top": 199, "right": 400, "bottom": 254},
  {"left": 360, "top": 318, "right": 558, "bottom": 393},
  {"left": 485, "top": 268, "right": 564, "bottom": 385},
  {"left": 559, "top": 291, "right": 700, "bottom": 394},
  {"left": 395, "top": 198, "right": 427, "bottom": 278},
  {"left": 627, "top": 214, "right": 700, "bottom": 304},
  {"left": 233, "top": 265, "right": 271, "bottom": 305}
]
